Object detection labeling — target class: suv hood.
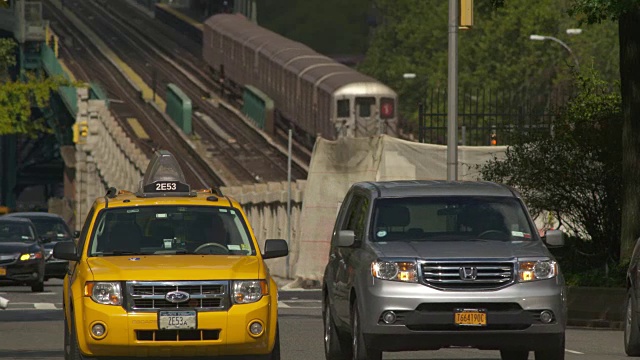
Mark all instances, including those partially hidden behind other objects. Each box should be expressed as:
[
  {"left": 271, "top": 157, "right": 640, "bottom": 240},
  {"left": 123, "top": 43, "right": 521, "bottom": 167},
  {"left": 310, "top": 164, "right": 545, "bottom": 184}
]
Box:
[
  {"left": 86, "top": 256, "right": 262, "bottom": 281},
  {"left": 373, "top": 240, "right": 551, "bottom": 260},
  {"left": 0, "top": 242, "right": 39, "bottom": 254}
]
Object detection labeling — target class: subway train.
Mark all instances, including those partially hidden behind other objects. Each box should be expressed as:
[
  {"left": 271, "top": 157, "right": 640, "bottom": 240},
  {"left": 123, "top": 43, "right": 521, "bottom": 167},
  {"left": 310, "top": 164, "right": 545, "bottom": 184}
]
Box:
[{"left": 202, "top": 14, "right": 398, "bottom": 146}]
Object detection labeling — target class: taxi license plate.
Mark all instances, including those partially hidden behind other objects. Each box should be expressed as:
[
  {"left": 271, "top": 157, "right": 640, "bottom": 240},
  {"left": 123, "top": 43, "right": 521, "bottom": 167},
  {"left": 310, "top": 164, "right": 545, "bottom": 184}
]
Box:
[
  {"left": 158, "top": 310, "right": 197, "bottom": 330},
  {"left": 454, "top": 308, "right": 487, "bottom": 326},
  {"left": 0, "top": 267, "right": 5, "bottom": 276}
]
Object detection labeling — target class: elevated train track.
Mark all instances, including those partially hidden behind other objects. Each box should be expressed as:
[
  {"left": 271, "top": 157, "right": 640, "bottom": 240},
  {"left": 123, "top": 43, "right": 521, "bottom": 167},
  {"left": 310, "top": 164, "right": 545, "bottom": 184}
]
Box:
[
  {"left": 68, "top": 0, "right": 308, "bottom": 184},
  {"left": 43, "top": 1, "right": 222, "bottom": 189}
]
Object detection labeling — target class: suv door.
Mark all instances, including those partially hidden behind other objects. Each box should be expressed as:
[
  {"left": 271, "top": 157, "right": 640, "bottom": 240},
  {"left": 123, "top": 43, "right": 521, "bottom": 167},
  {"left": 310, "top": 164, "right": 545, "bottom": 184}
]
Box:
[{"left": 333, "top": 192, "right": 370, "bottom": 323}]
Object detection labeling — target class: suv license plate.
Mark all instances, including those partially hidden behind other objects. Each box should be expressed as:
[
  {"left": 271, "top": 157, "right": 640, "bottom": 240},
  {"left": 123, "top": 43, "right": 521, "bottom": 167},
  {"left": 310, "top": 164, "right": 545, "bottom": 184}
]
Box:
[
  {"left": 454, "top": 308, "right": 487, "bottom": 326},
  {"left": 158, "top": 310, "right": 197, "bottom": 330}
]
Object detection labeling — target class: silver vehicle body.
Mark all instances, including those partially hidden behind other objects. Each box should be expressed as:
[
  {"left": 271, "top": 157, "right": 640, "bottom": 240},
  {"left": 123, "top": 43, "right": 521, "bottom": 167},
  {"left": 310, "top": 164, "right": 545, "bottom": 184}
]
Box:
[{"left": 322, "top": 180, "right": 567, "bottom": 357}]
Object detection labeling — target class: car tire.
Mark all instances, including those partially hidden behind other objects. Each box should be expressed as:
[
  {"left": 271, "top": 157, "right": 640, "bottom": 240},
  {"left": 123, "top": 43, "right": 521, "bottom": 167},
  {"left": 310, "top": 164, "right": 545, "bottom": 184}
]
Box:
[
  {"left": 323, "top": 298, "right": 350, "bottom": 360},
  {"left": 351, "top": 301, "right": 382, "bottom": 360},
  {"left": 500, "top": 350, "right": 529, "bottom": 360},
  {"left": 534, "top": 333, "right": 565, "bottom": 360},
  {"left": 68, "top": 315, "right": 89, "bottom": 360},
  {"left": 625, "top": 289, "right": 640, "bottom": 356},
  {"left": 31, "top": 280, "right": 44, "bottom": 293}
]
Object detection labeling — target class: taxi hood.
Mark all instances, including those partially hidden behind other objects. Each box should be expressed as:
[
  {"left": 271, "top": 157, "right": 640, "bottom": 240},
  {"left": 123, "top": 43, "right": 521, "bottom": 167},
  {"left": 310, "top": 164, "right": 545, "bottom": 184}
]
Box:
[{"left": 86, "top": 255, "right": 263, "bottom": 281}]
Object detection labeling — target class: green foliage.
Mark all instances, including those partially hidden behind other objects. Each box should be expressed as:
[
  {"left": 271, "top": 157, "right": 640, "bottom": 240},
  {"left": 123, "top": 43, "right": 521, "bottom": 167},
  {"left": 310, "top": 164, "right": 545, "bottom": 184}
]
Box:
[
  {"left": 0, "top": 74, "right": 71, "bottom": 135},
  {"left": 568, "top": 0, "right": 637, "bottom": 23},
  {"left": 551, "top": 235, "right": 627, "bottom": 287},
  {"left": 479, "top": 68, "right": 623, "bottom": 263},
  {"left": 0, "top": 38, "right": 16, "bottom": 79},
  {"left": 0, "top": 37, "right": 74, "bottom": 136},
  {"left": 358, "top": 0, "right": 620, "bottom": 134},
  {"left": 258, "top": 0, "right": 372, "bottom": 55}
]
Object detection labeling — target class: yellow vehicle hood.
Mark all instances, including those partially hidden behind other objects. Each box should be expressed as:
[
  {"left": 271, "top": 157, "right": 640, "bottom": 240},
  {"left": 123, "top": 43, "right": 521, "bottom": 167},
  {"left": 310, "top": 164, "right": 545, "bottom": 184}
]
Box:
[{"left": 86, "top": 255, "right": 262, "bottom": 281}]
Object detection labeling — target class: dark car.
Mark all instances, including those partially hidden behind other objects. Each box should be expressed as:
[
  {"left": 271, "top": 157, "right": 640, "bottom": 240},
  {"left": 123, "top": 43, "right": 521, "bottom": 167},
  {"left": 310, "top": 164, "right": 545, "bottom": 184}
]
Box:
[
  {"left": 3, "top": 212, "right": 77, "bottom": 280},
  {"left": 0, "top": 217, "right": 47, "bottom": 292}
]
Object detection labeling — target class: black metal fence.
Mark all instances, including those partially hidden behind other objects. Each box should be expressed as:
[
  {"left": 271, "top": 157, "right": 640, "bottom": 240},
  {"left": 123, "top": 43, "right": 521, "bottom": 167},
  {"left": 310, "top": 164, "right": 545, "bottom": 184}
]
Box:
[{"left": 412, "top": 88, "right": 572, "bottom": 146}]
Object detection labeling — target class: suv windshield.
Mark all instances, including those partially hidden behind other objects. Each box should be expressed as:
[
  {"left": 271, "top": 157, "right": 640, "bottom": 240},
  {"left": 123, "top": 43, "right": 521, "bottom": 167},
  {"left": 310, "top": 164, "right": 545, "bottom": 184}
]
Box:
[
  {"left": 87, "top": 206, "right": 255, "bottom": 256},
  {"left": 0, "top": 222, "right": 36, "bottom": 242},
  {"left": 372, "top": 196, "right": 536, "bottom": 242}
]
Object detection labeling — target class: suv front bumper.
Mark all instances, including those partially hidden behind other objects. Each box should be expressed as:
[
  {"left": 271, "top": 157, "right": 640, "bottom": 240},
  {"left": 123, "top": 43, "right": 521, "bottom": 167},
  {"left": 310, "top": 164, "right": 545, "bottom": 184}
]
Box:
[{"left": 359, "top": 278, "right": 566, "bottom": 351}]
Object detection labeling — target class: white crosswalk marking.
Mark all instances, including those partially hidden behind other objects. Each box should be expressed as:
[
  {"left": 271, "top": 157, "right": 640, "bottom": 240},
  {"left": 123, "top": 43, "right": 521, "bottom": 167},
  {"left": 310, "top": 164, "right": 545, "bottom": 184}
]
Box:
[{"left": 34, "top": 303, "right": 58, "bottom": 310}]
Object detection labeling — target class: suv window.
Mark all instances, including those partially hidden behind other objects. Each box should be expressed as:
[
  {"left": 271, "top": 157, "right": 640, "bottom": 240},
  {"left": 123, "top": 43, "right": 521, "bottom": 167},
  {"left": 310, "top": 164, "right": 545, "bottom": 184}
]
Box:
[
  {"left": 341, "top": 194, "right": 370, "bottom": 242},
  {"left": 372, "top": 196, "right": 535, "bottom": 242},
  {"left": 87, "top": 206, "right": 255, "bottom": 256}
]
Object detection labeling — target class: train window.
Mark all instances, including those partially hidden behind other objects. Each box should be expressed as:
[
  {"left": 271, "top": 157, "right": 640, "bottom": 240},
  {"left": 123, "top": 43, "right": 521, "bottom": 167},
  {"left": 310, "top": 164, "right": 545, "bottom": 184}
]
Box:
[
  {"left": 356, "top": 97, "right": 376, "bottom": 117},
  {"left": 337, "top": 100, "right": 350, "bottom": 118}
]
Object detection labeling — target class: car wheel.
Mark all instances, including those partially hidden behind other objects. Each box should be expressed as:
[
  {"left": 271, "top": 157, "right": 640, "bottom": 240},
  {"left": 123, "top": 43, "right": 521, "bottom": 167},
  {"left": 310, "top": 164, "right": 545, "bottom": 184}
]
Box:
[
  {"left": 351, "top": 301, "right": 381, "bottom": 360},
  {"left": 535, "top": 333, "right": 565, "bottom": 360},
  {"left": 31, "top": 280, "right": 44, "bottom": 293},
  {"left": 500, "top": 349, "right": 529, "bottom": 360},
  {"left": 625, "top": 289, "right": 640, "bottom": 356},
  {"left": 323, "top": 298, "right": 350, "bottom": 360}
]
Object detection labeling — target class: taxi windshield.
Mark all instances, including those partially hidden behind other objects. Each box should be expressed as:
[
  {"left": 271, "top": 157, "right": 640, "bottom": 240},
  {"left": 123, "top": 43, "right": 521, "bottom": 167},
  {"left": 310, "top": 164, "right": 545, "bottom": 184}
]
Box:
[{"left": 87, "top": 206, "right": 255, "bottom": 256}]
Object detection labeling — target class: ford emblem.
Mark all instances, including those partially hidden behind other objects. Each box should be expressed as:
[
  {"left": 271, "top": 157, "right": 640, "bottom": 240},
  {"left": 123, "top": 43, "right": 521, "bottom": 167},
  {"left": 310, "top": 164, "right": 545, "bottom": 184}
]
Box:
[{"left": 165, "top": 290, "right": 190, "bottom": 303}]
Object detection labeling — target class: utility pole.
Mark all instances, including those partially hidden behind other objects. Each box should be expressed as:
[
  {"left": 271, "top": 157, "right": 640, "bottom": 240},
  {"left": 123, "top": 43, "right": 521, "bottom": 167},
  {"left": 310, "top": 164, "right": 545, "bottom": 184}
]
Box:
[{"left": 447, "top": 0, "right": 459, "bottom": 181}]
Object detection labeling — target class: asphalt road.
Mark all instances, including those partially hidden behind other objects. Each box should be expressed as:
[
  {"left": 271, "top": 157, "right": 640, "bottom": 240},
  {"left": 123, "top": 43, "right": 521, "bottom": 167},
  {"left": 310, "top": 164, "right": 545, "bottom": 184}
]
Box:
[{"left": 0, "top": 280, "right": 630, "bottom": 360}]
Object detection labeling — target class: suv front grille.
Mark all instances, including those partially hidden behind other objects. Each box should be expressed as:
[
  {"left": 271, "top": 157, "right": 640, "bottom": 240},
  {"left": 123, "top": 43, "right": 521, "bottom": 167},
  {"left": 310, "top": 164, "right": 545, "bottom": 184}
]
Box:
[
  {"left": 421, "top": 261, "right": 515, "bottom": 290},
  {"left": 126, "top": 281, "right": 228, "bottom": 312}
]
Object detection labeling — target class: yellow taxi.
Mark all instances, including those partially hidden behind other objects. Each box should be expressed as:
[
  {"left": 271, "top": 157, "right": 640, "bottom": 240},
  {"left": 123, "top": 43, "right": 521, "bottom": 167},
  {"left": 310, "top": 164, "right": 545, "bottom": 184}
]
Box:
[{"left": 53, "top": 150, "right": 288, "bottom": 359}]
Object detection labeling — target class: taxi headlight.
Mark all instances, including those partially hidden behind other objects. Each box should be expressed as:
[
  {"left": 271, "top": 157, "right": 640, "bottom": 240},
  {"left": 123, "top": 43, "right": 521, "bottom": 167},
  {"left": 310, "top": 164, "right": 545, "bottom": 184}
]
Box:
[
  {"left": 84, "top": 282, "right": 122, "bottom": 305},
  {"left": 518, "top": 259, "right": 558, "bottom": 282},
  {"left": 232, "top": 280, "right": 268, "bottom": 304},
  {"left": 371, "top": 260, "right": 418, "bottom": 283}
]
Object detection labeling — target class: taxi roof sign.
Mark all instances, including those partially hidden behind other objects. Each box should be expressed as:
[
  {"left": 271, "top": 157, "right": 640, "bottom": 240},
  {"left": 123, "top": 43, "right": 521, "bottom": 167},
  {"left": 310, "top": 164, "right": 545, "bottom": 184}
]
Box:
[{"left": 136, "top": 150, "right": 196, "bottom": 198}]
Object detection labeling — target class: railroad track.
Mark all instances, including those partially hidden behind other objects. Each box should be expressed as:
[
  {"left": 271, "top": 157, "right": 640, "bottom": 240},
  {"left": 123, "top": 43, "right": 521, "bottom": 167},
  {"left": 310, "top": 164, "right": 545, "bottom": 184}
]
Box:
[
  {"left": 43, "top": 1, "right": 223, "bottom": 189},
  {"left": 73, "top": 0, "right": 307, "bottom": 184}
]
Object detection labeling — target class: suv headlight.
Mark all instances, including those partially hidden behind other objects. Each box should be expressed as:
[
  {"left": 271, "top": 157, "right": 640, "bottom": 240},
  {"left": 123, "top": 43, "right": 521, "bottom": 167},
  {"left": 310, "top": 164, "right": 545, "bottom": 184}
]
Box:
[
  {"left": 371, "top": 260, "right": 418, "bottom": 282},
  {"left": 233, "top": 280, "right": 268, "bottom": 304},
  {"left": 84, "top": 282, "right": 122, "bottom": 305},
  {"left": 518, "top": 259, "right": 558, "bottom": 282},
  {"left": 19, "top": 252, "right": 43, "bottom": 261}
]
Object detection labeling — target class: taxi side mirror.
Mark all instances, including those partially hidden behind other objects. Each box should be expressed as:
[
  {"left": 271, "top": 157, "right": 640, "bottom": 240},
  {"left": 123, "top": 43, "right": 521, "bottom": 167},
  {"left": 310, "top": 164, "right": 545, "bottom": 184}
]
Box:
[
  {"left": 263, "top": 239, "right": 288, "bottom": 259},
  {"left": 53, "top": 241, "right": 80, "bottom": 261}
]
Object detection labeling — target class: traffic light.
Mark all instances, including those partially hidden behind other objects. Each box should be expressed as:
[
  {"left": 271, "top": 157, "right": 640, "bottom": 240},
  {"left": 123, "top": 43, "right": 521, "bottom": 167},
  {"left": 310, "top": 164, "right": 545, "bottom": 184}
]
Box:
[
  {"left": 490, "top": 130, "right": 497, "bottom": 146},
  {"left": 73, "top": 121, "right": 88, "bottom": 144},
  {"left": 460, "top": 0, "right": 474, "bottom": 29}
]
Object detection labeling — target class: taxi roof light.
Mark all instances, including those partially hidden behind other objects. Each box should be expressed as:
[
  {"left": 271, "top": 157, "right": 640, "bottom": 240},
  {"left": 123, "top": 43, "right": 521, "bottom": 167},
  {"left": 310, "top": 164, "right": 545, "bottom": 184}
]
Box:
[{"left": 135, "top": 150, "right": 196, "bottom": 198}]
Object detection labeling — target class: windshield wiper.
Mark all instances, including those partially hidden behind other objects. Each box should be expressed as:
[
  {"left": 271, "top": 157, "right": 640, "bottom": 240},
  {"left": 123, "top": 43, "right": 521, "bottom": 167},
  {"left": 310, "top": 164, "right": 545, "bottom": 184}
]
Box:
[{"left": 99, "top": 251, "right": 146, "bottom": 256}]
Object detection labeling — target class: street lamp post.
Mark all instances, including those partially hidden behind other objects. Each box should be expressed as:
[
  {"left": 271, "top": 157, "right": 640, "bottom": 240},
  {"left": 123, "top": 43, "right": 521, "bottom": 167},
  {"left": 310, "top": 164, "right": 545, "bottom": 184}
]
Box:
[
  {"left": 529, "top": 33, "right": 580, "bottom": 69},
  {"left": 447, "top": 0, "right": 459, "bottom": 181}
]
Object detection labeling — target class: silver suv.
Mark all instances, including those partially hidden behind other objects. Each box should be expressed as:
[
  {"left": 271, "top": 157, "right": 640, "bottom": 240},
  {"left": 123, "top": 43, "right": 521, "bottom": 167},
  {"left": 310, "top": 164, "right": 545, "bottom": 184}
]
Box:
[{"left": 322, "top": 181, "right": 566, "bottom": 360}]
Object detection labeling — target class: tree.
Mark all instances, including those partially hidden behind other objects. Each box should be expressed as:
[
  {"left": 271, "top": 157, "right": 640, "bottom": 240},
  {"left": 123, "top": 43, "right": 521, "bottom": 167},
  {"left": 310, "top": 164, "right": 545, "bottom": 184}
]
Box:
[
  {"left": 565, "top": 0, "right": 640, "bottom": 261},
  {"left": 479, "top": 69, "right": 622, "bottom": 266},
  {"left": 358, "top": 0, "right": 619, "bottom": 134},
  {"left": 0, "top": 37, "right": 70, "bottom": 136}
]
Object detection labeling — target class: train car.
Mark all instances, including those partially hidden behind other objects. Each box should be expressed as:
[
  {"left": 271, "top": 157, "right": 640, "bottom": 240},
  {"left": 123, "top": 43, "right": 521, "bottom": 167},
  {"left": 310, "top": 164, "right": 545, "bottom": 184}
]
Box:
[{"left": 202, "top": 14, "right": 398, "bottom": 146}]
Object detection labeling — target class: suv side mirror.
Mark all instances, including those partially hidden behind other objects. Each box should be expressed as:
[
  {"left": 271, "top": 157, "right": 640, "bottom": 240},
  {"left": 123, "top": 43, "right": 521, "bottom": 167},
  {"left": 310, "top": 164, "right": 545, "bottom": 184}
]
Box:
[
  {"left": 543, "top": 229, "right": 564, "bottom": 247},
  {"left": 73, "top": 230, "right": 80, "bottom": 239},
  {"left": 263, "top": 239, "right": 289, "bottom": 259},
  {"left": 53, "top": 241, "right": 80, "bottom": 261},
  {"left": 338, "top": 230, "right": 355, "bottom": 247}
]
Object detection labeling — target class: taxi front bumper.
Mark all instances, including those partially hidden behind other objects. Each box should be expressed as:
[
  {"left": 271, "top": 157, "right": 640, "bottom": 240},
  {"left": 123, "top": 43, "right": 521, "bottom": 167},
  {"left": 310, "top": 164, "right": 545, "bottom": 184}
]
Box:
[{"left": 75, "top": 296, "right": 275, "bottom": 357}]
